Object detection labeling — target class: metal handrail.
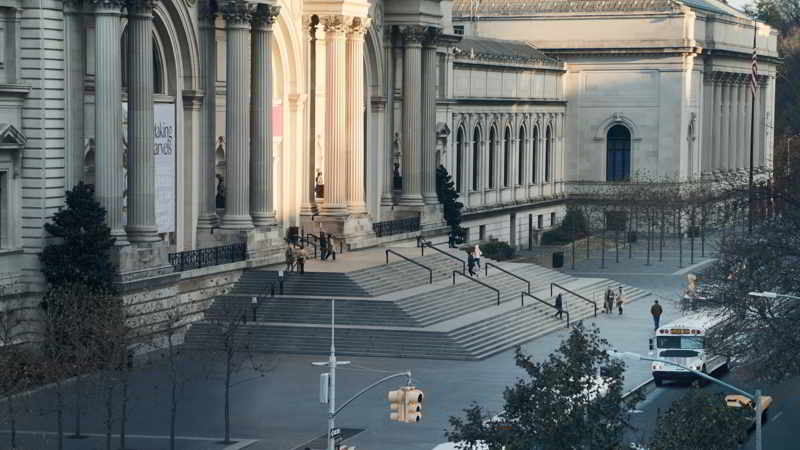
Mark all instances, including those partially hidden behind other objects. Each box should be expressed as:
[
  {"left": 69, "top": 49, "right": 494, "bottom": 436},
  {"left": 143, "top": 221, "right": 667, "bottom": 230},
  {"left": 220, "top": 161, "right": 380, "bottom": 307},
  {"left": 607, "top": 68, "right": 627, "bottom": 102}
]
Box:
[
  {"left": 298, "top": 236, "right": 318, "bottom": 259},
  {"left": 385, "top": 249, "right": 433, "bottom": 284},
  {"left": 485, "top": 262, "right": 530, "bottom": 294},
  {"left": 521, "top": 292, "right": 569, "bottom": 327},
  {"left": 551, "top": 282, "right": 597, "bottom": 317},
  {"left": 422, "top": 242, "right": 466, "bottom": 273},
  {"left": 453, "top": 270, "right": 501, "bottom": 306}
]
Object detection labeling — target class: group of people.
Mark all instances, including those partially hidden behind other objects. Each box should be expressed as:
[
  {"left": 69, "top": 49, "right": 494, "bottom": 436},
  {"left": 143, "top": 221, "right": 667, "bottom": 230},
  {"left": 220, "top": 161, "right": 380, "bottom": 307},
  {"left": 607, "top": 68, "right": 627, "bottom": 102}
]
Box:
[
  {"left": 466, "top": 244, "right": 482, "bottom": 277},
  {"left": 603, "top": 286, "right": 625, "bottom": 315},
  {"left": 284, "top": 244, "right": 308, "bottom": 274},
  {"left": 319, "top": 231, "right": 337, "bottom": 262}
]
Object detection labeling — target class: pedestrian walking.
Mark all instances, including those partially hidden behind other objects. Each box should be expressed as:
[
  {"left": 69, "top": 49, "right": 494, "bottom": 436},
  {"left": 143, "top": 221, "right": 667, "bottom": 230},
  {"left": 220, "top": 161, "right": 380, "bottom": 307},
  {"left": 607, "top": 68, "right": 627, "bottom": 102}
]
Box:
[
  {"left": 650, "top": 300, "right": 663, "bottom": 331},
  {"left": 604, "top": 288, "right": 612, "bottom": 314},
  {"left": 473, "top": 244, "right": 482, "bottom": 270},
  {"left": 467, "top": 251, "right": 477, "bottom": 277},
  {"left": 616, "top": 286, "right": 624, "bottom": 315},
  {"left": 553, "top": 293, "right": 564, "bottom": 320},
  {"left": 285, "top": 245, "right": 295, "bottom": 272},
  {"left": 295, "top": 245, "right": 306, "bottom": 274},
  {"left": 327, "top": 234, "right": 337, "bottom": 261},
  {"left": 319, "top": 231, "right": 328, "bottom": 261}
]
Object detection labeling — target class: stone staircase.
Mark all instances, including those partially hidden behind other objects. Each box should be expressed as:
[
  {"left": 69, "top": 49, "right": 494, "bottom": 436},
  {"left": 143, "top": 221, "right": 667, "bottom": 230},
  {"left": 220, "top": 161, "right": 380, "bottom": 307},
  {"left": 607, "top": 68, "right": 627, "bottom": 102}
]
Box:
[{"left": 184, "top": 248, "right": 653, "bottom": 360}]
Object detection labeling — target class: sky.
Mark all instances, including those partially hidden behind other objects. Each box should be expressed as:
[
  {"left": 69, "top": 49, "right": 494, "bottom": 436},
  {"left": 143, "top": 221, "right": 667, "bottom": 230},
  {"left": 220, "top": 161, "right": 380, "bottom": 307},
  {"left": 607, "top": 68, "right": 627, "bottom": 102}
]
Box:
[{"left": 728, "top": 0, "right": 751, "bottom": 10}]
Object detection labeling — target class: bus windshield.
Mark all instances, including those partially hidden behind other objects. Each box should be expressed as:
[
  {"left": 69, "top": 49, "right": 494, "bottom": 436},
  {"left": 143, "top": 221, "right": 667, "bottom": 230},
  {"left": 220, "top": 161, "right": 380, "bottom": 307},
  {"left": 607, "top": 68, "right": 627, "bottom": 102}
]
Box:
[{"left": 656, "top": 336, "right": 704, "bottom": 350}]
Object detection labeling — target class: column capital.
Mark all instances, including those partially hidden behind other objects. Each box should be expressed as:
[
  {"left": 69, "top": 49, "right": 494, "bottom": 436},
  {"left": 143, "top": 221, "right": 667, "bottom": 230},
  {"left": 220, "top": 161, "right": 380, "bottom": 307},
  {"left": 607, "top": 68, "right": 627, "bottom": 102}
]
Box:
[
  {"left": 320, "top": 14, "right": 349, "bottom": 34},
  {"left": 221, "top": 0, "right": 252, "bottom": 26},
  {"left": 89, "top": 0, "right": 125, "bottom": 12},
  {"left": 251, "top": 3, "right": 280, "bottom": 30},
  {"left": 198, "top": 0, "right": 217, "bottom": 21},
  {"left": 127, "top": 0, "right": 156, "bottom": 16},
  {"left": 423, "top": 26, "right": 443, "bottom": 47},
  {"left": 63, "top": 0, "right": 85, "bottom": 12},
  {"left": 348, "top": 16, "right": 371, "bottom": 37},
  {"left": 399, "top": 24, "right": 427, "bottom": 46}
]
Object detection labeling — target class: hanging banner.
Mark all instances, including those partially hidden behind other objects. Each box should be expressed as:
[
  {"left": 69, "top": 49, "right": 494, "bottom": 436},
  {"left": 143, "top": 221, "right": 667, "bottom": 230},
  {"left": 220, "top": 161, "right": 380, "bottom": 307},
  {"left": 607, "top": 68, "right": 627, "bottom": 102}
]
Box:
[{"left": 154, "top": 103, "right": 176, "bottom": 234}]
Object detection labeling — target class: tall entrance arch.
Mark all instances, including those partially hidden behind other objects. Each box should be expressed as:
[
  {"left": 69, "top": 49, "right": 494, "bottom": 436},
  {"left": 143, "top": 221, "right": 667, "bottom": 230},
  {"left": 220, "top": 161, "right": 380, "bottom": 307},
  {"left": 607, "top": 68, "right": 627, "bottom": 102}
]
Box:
[{"left": 607, "top": 125, "right": 631, "bottom": 181}]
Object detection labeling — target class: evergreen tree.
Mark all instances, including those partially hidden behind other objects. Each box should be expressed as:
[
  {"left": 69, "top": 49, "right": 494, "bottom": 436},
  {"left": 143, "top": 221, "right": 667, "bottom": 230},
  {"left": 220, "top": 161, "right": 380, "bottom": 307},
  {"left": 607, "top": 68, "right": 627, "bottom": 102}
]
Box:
[
  {"left": 436, "top": 165, "right": 464, "bottom": 236},
  {"left": 39, "top": 182, "right": 116, "bottom": 293}
]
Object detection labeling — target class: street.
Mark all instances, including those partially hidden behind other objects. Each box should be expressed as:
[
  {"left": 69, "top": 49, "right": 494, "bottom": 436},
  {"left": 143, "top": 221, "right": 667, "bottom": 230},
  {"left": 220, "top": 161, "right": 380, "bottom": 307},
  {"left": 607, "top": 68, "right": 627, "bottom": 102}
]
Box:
[{"left": 626, "top": 369, "right": 799, "bottom": 449}]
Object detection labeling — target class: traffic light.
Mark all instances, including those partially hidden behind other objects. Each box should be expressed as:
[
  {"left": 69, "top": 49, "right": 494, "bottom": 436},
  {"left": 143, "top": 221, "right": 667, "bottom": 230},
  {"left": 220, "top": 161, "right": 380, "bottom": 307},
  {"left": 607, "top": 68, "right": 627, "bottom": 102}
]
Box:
[
  {"left": 388, "top": 389, "right": 406, "bottom": 422},
  {"left": 404, "top": 388, "right": 424, "bottom": 423}
]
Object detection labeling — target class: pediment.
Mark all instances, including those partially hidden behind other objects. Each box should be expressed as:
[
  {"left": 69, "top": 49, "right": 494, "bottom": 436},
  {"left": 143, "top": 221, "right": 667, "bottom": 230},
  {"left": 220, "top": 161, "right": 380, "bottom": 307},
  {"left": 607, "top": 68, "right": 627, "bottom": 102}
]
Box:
[{"left": 0, "top": 123, "right": 26, "bottom": 148}]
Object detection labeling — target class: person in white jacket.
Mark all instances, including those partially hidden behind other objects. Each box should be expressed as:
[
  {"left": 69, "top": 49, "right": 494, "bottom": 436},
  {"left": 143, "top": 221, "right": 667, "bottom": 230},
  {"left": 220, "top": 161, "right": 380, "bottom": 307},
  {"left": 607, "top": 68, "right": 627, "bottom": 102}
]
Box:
[{"left": 473, "top": 244, "right": 482, "bottom": 269}]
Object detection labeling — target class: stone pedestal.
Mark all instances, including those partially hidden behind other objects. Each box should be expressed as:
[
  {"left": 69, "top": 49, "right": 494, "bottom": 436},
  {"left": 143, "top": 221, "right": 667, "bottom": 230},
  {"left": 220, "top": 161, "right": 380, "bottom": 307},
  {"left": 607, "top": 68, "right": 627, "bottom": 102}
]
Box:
[{"left": 113, "top": 242, "right": 174, "bottom": 290}]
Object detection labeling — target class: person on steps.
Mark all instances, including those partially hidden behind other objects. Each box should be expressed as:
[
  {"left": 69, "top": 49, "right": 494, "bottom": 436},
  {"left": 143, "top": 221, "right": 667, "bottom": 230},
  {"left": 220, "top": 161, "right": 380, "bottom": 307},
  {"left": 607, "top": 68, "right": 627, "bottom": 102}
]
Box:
[
  {"left": 616, "top": 286, "right": 624, "bottom": 315},
  {"left": 285, "top": 245, "right": 295, "bottom": 272},
  {"left": 319, "top": 231, "right": 328, "bottom": 261},
  {"left": 553, "top": 293, "right": 564, "bottom": 320},
  {"left": 296, "top": 245, "right": 306, "bottom": 274},
  {"left": 467, "top": 250, "right": 476, "bottom": 277},
  {"left": 651, "top": 300, "right": 663, "bottom": 331},
  {"left": 473, "top": 244, "right": 482, "bottom": 270}
]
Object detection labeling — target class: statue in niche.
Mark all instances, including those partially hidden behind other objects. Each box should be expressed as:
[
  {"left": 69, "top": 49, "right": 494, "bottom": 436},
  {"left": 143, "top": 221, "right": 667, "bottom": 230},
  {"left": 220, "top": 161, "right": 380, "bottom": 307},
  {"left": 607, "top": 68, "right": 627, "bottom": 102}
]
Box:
[
  {"left": 216, "top": 174, "right": 225, "bottom": 209},
  {"left": 315, "top": 170, "right": 324, "bottom": 198}
]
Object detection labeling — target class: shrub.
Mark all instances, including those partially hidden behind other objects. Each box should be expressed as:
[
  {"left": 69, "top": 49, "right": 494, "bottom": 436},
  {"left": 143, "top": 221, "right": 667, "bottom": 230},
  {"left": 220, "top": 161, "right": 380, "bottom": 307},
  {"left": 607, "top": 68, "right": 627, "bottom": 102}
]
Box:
[
  {"left": 479, "top": 241, "right": 514, "bottom": 261},
  {"left": 541, "top": 229, "right": 572, "bottom": 246}
]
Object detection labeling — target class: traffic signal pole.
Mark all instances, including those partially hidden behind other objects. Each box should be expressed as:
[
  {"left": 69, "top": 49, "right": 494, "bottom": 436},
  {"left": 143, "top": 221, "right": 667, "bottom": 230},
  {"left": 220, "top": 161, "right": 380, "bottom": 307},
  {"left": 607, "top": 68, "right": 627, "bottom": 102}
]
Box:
[{"left": 313, "top": 299, "right": 414, "bottom": 450}]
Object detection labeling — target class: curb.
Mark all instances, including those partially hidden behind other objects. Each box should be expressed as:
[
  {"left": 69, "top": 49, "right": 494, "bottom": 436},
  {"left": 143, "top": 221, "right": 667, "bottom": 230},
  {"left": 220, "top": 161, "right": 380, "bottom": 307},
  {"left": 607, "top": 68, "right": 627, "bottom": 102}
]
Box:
[{"left": 622, "top": 377, "right": 656, "bottom": 406}]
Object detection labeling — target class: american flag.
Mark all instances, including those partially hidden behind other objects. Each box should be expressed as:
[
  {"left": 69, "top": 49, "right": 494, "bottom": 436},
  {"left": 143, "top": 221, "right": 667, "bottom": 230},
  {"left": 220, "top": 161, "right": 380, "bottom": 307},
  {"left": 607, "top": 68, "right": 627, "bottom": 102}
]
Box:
[{"left": 751, "top": 23, "right": 758, "bottom": 97}]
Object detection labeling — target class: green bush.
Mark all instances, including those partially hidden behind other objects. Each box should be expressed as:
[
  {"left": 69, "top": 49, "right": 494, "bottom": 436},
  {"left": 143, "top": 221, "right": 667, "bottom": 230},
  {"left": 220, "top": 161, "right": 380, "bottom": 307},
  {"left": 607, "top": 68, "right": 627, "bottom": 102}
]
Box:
[
  {"left": 560, "top": 207, "right": 589, "bottom": 235},
  {"left": 479, "top": 241, "right": 515, "bottom": 261},
  {"left": 541, "top": 229, "right": 572, "bottom": 246}
]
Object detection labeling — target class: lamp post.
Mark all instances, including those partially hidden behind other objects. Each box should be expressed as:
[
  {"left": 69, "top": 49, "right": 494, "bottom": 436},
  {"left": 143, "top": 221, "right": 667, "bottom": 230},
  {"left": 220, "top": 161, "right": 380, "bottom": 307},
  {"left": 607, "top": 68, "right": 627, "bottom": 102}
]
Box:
[
  {"left": 610, "top": 351, "right": 765, "bottom": 450},
  {"left": 749, "top": 291, "right": 800, "bottom": 300}
]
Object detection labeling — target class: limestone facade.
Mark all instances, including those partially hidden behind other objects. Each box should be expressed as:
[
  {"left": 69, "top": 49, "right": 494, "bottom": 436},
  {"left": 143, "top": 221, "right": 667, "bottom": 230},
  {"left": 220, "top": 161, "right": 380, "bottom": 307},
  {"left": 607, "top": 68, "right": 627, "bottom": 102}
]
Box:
[{"left": 0, "top": 0, "right": 778, "bottom": 313}]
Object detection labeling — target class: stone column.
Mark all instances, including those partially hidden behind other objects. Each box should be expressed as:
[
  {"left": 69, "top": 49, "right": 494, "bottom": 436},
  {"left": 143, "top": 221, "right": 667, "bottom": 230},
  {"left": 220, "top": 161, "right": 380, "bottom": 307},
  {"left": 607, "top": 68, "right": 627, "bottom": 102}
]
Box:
[
  {"left": 197, "top": 0, "right": 219, "bottom": 229},
  {"left": 221, "top": 0, "right": 254, "bottom": 230},
  {"left": 64, "top": 0, "right": 85, "bottom": 190},
  {"left": 728, "top": 80, "right": 740, "bottom": 171},
  {"left": 399, "top": 25, "right": 425, "bottom": 206},
  {"left": 320, "top": 15, "right": 348, "bottom": 215},
  {"left": 381, "top": 27, "right": 397, "bottom": 206},
  {"left": 712, "top": 77, "right": 722, "bottom": 173},
  {"left": 346, "top": 17, "right": 371, "bottom": 215},
  {"left": 92, "top": 0, "right": 128, "bottom": 245},
  {"left": 301, "top": 16, "right": 317, "bottom": 215},
  {"left": 126, "top": 0, "right": 159, "bottom": 243},
  {"left": 250, "top": 4, "right": 280, "bottom": 228},
  {"left": 421, "top": 28, "right": 440, "bottom": 204},
  {"left": 744, "top": 83, "right": 753, "bottom": 171},
  {"left": 719, "top": 79, "right": 729, "bottom": 174},
  {"left": 737, "top": 81, "right": 748, "bottom": 171}
]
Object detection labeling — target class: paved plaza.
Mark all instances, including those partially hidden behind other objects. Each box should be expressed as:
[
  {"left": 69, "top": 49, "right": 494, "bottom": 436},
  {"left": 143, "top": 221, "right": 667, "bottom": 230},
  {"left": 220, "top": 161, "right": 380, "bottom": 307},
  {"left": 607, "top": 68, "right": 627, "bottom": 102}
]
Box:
[{"left": 1, "top": 237, "right": 711, "bottom": 450}]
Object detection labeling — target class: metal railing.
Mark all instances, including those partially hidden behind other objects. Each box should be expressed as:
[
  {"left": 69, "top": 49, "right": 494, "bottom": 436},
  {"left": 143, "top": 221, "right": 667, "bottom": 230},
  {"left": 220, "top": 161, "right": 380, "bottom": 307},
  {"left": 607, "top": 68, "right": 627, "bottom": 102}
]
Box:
[
  {"left": 521, "top": 292, "right": 569, "bottom": 327},
  {"left": 168, "top": 243, "right": 247, "bottom": 272},
  {"left": 373, "top": 216, "right": 421, "bottom": 237},
  {"left": 485, "top": 262, "right": 530, "bottom": 294},
  {"left": 385, "top": 249, "right": 432, "bottom": 284},
  {"left": 453, "top": 270, "right": 501, "bottom": 306},
  {"left": 422, "top": 242, "right": 466, "bottom": 273},
  {"left": 551, "top": 282, "right": 597, "bottom": 317}
]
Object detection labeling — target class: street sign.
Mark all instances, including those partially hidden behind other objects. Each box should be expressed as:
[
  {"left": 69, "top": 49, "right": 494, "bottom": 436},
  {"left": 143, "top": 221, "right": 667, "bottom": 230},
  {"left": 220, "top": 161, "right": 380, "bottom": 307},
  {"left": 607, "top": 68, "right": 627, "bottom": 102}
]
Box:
[{"left": 330, "top": 428, "right": 341, "bottom": 438}]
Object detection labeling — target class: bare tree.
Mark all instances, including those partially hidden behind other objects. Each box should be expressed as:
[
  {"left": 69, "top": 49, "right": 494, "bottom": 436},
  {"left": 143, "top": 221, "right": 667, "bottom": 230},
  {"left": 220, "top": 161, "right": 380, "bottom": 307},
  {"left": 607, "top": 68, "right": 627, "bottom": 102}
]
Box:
[{"left": 0, "top": 282, "right": 35, "bottom": 450}]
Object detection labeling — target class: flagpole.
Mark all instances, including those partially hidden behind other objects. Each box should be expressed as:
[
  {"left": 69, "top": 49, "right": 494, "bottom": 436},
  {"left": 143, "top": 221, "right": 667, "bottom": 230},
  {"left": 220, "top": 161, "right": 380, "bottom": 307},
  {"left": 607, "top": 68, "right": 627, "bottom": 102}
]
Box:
[{"left": 748, "top": 20, "right": 757, "bottom": 234}]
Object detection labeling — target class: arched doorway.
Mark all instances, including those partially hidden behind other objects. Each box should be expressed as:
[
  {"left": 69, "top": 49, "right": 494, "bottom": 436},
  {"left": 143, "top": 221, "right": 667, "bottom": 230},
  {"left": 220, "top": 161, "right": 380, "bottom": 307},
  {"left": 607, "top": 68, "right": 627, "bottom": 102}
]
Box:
[
  {"left": 607, "top": 125, "right": 631, "bottom": 181},
  {"left": 488, "top": 126, "right": 497, "bottom": 189},
  {"left": 532, "top": 126, "right": 538, "bottom": 183},
  {"left": 545, "top": 126, "right": 552, "bottom": 182},
  {"left": 503, "top": 126, "right": 511, "bottom": 188}
]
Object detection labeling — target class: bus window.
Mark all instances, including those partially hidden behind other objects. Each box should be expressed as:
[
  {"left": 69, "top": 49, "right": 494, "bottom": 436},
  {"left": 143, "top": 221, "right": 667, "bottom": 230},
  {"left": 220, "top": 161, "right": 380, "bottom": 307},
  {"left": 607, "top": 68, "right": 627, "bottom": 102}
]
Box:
[{"left": 656, "top": 336, "right": 704, "bottom": 350}]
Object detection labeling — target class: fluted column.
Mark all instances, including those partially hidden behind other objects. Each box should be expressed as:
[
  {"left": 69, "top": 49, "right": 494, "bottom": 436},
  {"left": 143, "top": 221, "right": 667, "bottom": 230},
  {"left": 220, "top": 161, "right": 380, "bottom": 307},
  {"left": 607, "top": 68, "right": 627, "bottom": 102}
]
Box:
[
  {"left": 321, "top": 15, "right": 348, "bottom": 215},
  {"left": 728, "top": 80, "right": 740, "bottom": 171},
  {"left": 92, "top": 0, "right": 128, "bottom": 245},
  {"left": 125, "top": 0, "right": 159, "bottom": 243},
  {"left": 712, "top": 78, "right": 722, "bottom": 173},
  {"left": 221, "top": 0, "right": 254, "bottom": 230},
  {"left": 720, "top": 79, "right": 730, "bottom": 174},
  {"left": 737, "top": 82, "right": 747, "bottom": 171},
  {"left": 250, "top": 4, "right": 280, "bottom": 228},
  {"left": 64, "top": 0, "right": 85, "bottom": 190},
  {"left": 399, "top": 25, "right": 425, "bottom": 206},
  {"left": 744, "top": 83, "right": 753, "bottom": 170},
  {"left": 421, "top": 28, "right": 440, "bottom": 204},
  {"left": 197, "top": 0, "right": 219, "bottom": 229},
  {"left": 346, "top": 17, "right": 371, "bottom": 215}
]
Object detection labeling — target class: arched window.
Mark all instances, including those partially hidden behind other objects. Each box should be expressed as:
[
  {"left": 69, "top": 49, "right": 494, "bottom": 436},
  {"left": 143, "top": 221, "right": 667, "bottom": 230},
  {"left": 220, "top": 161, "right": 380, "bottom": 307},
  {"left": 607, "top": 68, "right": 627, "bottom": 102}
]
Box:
[
  {"left": 488, "top": 126, "right": 497, "bottom": 189},
  {"left": 456, "top": 126, "right": 464, "bottom": 193},
  {"left": 518, "top": 126, "right": 525, "bottom": 185},
  {"left": 544, "top": 126, "right": 552, "bottom": 182},
  {"left": 121, "top": 28, "right": 166, "bottom": 94},
  {"left": 503, "top": 126, "right": 511, "bottom": 187},
  {"left": 532, "top": 126, "right": 539, "bottom": 184},
  {"left": 607, "top": 125, "right": 631, "bottom": 181},
  {"left": 472, "top": 126, "right": 481, "bottom": 191}
]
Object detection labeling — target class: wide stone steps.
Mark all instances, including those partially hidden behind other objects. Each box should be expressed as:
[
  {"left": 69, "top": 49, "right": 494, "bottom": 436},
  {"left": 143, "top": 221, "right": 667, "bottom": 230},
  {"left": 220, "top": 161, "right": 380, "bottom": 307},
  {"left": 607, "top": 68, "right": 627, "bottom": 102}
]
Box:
[
  {"left": 203, "top": 295, "right": 420, "bottom": 328},
  {"left": 185, "top": 322, "right": 472, "bottom": 360},
  {"left": 347, "top": 253, "right": 466, "bottom": 296},
  {"left": 449, "top": 279, "right": 652, "bottom": 359},
  {"left": 395, "top": 264, "right": 574, "bottom": 326},
  {"left": 230, "top": 271, "right": 371, "bottom": 298}
]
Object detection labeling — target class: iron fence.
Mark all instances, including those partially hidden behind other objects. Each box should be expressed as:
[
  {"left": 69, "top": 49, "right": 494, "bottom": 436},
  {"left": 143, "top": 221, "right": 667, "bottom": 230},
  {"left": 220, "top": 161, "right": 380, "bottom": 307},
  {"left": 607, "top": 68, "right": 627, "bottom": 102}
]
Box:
[
  {"left": 372, "top": 216, "right": 421, "bottom": 237},
  {"left": 168, "top": 243, "right": 247, "bottom": 272}
]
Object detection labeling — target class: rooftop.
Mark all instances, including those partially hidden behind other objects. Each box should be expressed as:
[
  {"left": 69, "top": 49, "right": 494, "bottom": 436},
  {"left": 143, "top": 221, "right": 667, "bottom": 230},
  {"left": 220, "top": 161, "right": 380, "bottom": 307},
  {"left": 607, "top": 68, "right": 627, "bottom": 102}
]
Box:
[
  {"left": 451, "top": 0, "right": 748, "bottom": 18},
  {"left": 453, "top": 36, "right": 563, "bottom": 67}
]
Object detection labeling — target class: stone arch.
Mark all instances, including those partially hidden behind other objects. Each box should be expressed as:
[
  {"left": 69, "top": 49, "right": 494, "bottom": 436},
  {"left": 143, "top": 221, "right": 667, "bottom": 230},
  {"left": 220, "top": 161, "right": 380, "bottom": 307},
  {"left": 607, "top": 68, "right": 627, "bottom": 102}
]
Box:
[
  {"left": 593, "top": 112, "right": 642, "bottom": 142},
  {"left": 488, "top": 124, "right": 498, "bottom": 189},
  {"left": 532, "top": 124, "right": 539, "bottom": 184},
  {"left": 545, "top": 125, "right": 552, "bottom": 182},
  {"left": 472, "top": 123, "right": 481, "bottom": 191},
  {"left": 364, "top": 20, "right": 384, "bottom": 220},
  {"left": 518, "top": 123, "right": 526, "bottom": 185},
  {"left": 606, "top": 125, "right": 631, "bottom": 181},
  {"left": 503, "top": 125, "right": 511, "bottom": 188},
  {"left": 456, "top": 124, "right": 465, "bottom": 193}
]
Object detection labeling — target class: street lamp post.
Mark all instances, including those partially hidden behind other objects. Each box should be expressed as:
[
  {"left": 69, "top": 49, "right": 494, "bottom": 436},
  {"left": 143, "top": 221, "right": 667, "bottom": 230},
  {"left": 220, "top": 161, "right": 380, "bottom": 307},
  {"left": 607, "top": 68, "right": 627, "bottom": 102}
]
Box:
[{"left": 610, "top": 351, "right": 764, "bottom": 450}]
